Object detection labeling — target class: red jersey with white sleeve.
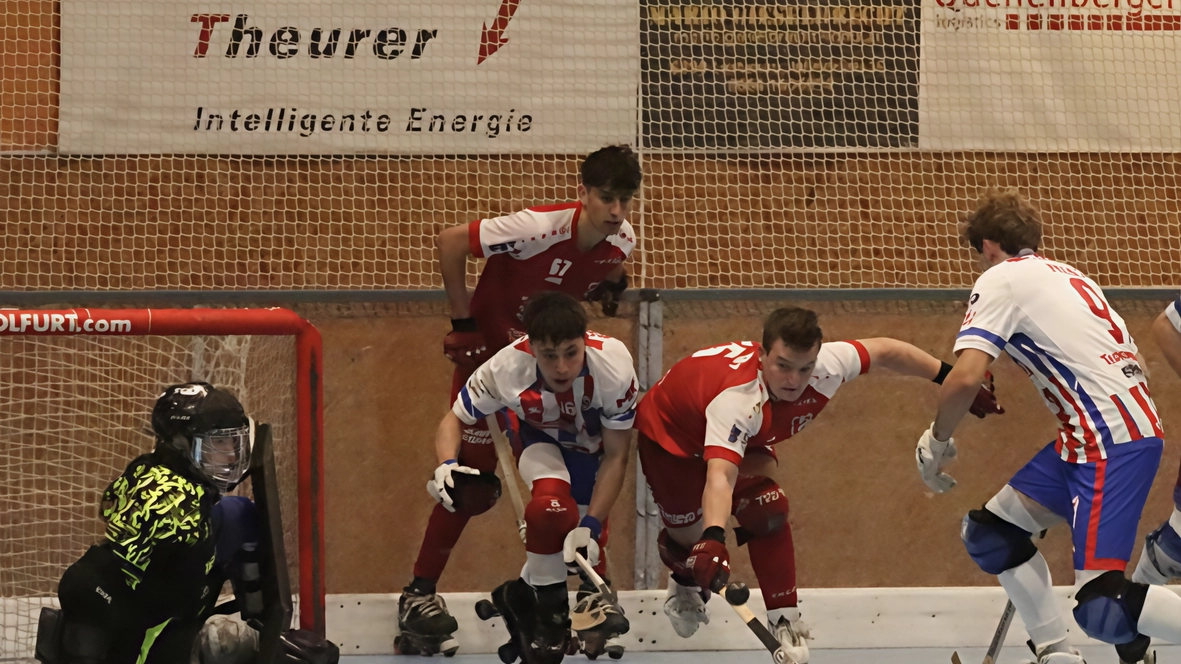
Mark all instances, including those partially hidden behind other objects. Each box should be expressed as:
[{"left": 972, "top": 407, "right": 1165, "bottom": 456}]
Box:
[
  {"left": 635, "top": 340, "right": 870, "bottom": 466},
  {"left": 468, "top": 202, "right": 635, "bottom": 350},
  {"left": 452, "top": 331, "right": 638, "bottom": 455},
  {"left": 955, "top": 253, "right": 1162, "bottom": 463}
]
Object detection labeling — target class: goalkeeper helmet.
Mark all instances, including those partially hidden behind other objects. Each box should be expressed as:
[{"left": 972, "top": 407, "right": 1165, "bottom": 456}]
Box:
[{"left": 152, "top": 382, "right": 252, "bottom": 492}]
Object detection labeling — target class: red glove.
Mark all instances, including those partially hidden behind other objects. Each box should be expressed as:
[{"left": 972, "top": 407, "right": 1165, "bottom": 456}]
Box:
[
  {"left": 443, "top": 318, "right": 488, "bottom": 373},
  {"left": 688, "top": 526, "right": 730, "bottom": 592},
  {"left": 969, "top": 370, "right": 1005, "bottom": 418}
]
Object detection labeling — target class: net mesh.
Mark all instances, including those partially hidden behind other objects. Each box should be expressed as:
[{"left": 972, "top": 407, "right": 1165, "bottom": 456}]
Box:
[
  {"left": 2, "top": 1, "right": 1181, "bottom": 293},
  {"left": 0, "top": 334, "right": 298, "bottom": 660}
]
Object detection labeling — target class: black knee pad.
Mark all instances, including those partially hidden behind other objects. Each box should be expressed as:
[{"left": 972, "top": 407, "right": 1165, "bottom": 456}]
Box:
[
  {"left": 961, "top": 508, "right": 1038, "bottom": 575},
  {"left": 1073, "top": 570, "right": 1148, "bottom": 644}
]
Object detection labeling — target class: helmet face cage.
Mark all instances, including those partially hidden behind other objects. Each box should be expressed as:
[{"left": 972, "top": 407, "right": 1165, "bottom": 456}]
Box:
[{"left": 192, "top": 417, "right": 253, "bottom": 492}]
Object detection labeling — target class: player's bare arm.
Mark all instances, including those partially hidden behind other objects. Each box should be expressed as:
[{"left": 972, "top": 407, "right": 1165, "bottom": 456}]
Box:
[
  {"left": 1152, "top": 309, "right": 1181, "bottom": 377},
  {"left": 434, "top": 411, "right": 464, "bottom": 464},
  {"left": 702, "top": 457, "right": 740, "bottom": 531},
  {"left": 583, "top": 427, "right": 631, "bottom": 524},
  {"left": 932, "top": 349, "right": 995, "bottom": 441},
  {"left": 857, "top": 337, "right": 943, "bottom": 379},
  {"left": 436, "top": 223, "right": 473, "bottom": 319}
]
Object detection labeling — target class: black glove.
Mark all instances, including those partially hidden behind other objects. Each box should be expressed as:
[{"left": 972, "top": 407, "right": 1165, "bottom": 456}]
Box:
[{"left": 586, "top": 273, "right": 629, "bottom": 317}]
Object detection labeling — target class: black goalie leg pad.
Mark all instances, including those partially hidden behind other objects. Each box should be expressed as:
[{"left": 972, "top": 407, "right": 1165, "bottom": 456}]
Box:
[
  {"left": 34, "top": 607, "right": 63, "bottom": 663},
  {"left": 35, "top": 608, "right": 112, "bottom": 664},
  {"left": 250, "top": 423, "right": 295, "bottom": 662}
]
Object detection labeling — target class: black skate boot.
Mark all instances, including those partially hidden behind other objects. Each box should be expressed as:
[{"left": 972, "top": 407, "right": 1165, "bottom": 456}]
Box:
[
  {"left": 1116, "top": 634, "right": 1156, "bottom": 664},
  {"left": 395, "top": 583, "right": 459, "bottom": 657},
  {"left": 571, "top": 579, "right": 628, "bottom": 660},
  {"left": 490, "top": 578, "right": 571, "bottom": 664}
]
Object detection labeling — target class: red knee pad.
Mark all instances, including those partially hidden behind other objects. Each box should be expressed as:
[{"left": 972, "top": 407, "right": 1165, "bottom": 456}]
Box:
[
  {"left": 524, "top": 479, "right": 579, "bottom": 555},
  {"left": 733, "top": 477, "right": 789, "bottom": 545},
  {"left": 657, "top": 528, "right": 693, "bottom": 577}
]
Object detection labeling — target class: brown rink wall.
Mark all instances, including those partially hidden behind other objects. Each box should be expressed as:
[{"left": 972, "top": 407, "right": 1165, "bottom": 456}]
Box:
[{"left": 307, "top": 296, "right": 1181, "bottom": 595}]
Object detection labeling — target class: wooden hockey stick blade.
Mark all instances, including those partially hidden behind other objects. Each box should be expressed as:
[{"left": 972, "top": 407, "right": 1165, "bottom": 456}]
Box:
[
  {"left": 722, "top": 584, "right": 790, "bottom": 664},
  {"left": 574, "top": 552, "right": 618, "bottom": 604},
  {"left": 485, "top": 415, "right": 527, "bottom": 543},
  {"left": 951, "top": 652, "right": 963, "bottom": 664}
]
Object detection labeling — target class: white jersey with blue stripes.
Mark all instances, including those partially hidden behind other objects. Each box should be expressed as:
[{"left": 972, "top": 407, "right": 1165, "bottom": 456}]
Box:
[
  {"left": 452, "top": 331, "right": 638, "bottom": 454},
  {"left": 955, "top": 253, "right": 1162, "bottom": 463}
]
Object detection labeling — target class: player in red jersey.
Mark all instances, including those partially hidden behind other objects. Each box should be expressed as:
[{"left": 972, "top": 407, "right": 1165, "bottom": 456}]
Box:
[
  {"left": 635, "top": 306, "right": 1004, "bottom": 663},
  {"left": 396, "top": 145, "right": 642, "bottom": 656}
]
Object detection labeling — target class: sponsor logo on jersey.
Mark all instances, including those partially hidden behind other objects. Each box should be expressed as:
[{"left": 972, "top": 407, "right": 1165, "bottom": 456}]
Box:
[
  {"left": 1101, "top": 351, "right": 1137, "bottom": 365},
  {"left": 728, "top": 425, "right": 748, "bottom": 445},
  {"left": 1123, "top": 364, "right": 1144, "bottom": 378},
  {"left": 95, "top": 586, "right": 112, "bottom": 604},
  {"left": 582, "top": 396, "right": 592, "bottom": 410},
  {"left": 659, "top": 505, "right": 702, "bottom": 525},
  {"left": 488, "top": 240, "right": 520, "bottom": 255},
  {"left": 594, "top": 258, "right": 624, "bottom": 264},
  {"left": 791, "top": 413, "right": 814, "bottom": 435}
]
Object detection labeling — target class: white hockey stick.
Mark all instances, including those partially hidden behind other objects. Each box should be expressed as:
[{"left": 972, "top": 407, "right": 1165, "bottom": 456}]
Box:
[
  {"left": 951, "top": 530, "right": 1046, "bottom": 664},
  {"left": 485, "top": 415, "right": 527, "bottom": 543}
]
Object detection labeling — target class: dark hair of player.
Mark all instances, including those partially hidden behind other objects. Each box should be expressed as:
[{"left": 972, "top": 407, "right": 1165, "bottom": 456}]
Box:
[
  {"left": 580, "top": 145, "right": 642, "bottom": 198},
  {"left": 961, "top": 188, "right": 1043, "bottom": 255},
  {"left": 762, "top": 306, "right": 823, "bottom": 353},
  {"left": 523, "top": 291, "right": 588, "bottom": 347}
]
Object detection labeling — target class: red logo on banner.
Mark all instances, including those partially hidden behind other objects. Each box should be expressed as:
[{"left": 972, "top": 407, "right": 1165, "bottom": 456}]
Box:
[{"left": 478, "top": 0, "right": 522, "bottom": 64}]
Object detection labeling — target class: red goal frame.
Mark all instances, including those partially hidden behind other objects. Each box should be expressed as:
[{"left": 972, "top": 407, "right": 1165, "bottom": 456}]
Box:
[{"left": 0, "top": 307, "right": 326, "bottom": 636}]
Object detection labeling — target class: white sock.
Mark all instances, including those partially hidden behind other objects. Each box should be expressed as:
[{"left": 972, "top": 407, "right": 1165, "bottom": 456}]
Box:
[
  {"left": 1132, "top": 538, "right": 1171, "bottom": 585},
  {"left": 998, "top": 552, "right": 1068, "bottom": 649},
  {"left": 521, "top": 552, "right": 567, "bottom": 586},
  {"left": 1137, "top": 585, "right": 1181, "bottom": 643}
]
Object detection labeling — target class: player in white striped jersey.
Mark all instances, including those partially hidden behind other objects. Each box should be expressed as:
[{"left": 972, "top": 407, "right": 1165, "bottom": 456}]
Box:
[
  {"left": 430, "top": 292, "right": 638, "bottom": 662},
  {"left": 917, "top": 190, "right": 1181, "bottom": 664},
  {"left": 1122, "top": 292, "right": 1181, "bottom": 663}
]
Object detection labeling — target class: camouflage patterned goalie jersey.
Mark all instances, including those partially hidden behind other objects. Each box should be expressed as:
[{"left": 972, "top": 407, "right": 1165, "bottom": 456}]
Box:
[{"left": 99, "top": 450, "right": 220, "bottom": 615}]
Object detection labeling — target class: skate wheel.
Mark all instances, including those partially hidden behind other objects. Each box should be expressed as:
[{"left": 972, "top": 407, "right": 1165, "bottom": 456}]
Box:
[
  {"left": 587, "top": 653, "right": 598, "bottom": 660},
  {"left": 476, "top": 598, "right": 501, "bottom": 621},
  {"left": 608, "top": 648, "right": 624, "bottom": 660},
  {"left": 497, "top": 641, "right": 519, "bottom": 664}
]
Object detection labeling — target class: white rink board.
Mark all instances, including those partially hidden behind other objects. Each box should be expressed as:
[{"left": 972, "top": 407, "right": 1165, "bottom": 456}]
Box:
[{"left": 326, "top": 585, "right": 1181, "bottom": 655}]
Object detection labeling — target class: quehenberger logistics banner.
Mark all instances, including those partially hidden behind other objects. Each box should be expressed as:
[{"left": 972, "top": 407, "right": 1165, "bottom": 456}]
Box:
[
  {"left": 920, "top": 0, "right": 1181, "bottom": 150},
  {"left": 60, "top": 0, "right": 638, "bottom": 154}
]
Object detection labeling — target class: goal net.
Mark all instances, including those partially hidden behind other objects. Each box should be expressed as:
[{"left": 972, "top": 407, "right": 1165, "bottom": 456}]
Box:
[{"left": 0, "top": 308, "right": 325, "bottom": 660}]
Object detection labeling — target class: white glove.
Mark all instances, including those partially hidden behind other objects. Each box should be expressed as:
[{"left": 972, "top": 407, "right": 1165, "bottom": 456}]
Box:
[
  {"left": 916, "top": 426, "right": 958, "bottom": 493},
  {"left": 563, "top": 525, "right": 601, "bottom": 572},
  {"left": 426, "top": 460, "right": 480, "bottom": 512}
]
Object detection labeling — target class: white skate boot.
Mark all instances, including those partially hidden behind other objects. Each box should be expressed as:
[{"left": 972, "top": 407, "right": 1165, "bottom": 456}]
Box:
[
  {"left": 768, "top": 609, "right": 811, "bottom": 664},
  {"left": 663, "top": 576, "right": 710, "bottom": 638}
]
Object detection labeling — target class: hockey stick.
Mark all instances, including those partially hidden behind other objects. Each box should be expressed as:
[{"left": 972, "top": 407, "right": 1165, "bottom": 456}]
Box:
[
  {"left": 950, "top": 530, "right": 1046, "bottom": 664},
  {"left": 485, "top": 415, "right": 527, "bottom": 543},
  {"left": 723, "top": 583, "right": 789, "bottom": 664}
]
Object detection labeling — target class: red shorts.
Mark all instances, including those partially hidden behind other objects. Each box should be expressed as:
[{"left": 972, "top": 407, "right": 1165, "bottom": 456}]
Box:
[{"left": 637, "top": 433, "right": 776, "bottom": 529}]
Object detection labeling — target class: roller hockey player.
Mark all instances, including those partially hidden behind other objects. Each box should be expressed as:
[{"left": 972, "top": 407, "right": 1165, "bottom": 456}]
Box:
[
  {"left": 34, "top": 382, "right": 338, "bottom": 664},
  {"left": 400, "top": 145, "right": 641, "bottom": 657},
  {"left": 634, "top": 307, "right": 1004, "bottom": 663},
  {"left": 920, "top": 190, "right": 1181, "bottom": 664},
  {"left": 419, "top": 292, "right": 638, "bottom": 663},
  {"left": 1116, "top": 292, "right": 1181, "bottom": 664}
]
